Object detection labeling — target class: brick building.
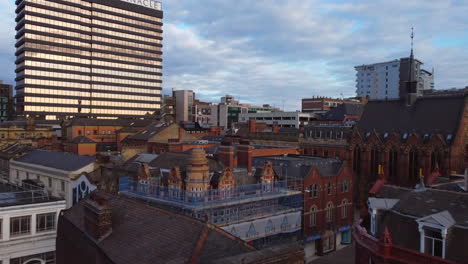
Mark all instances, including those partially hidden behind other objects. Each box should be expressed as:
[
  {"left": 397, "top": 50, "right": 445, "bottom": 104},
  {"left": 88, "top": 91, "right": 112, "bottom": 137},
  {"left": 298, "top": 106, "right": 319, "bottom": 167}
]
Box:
[
  {"left": 120, "top": 122, "right": 218, "bottom": 161},
  {"left": 62, "top": 118, "right": 152, "bottom": 154},
  {"left": 354, "top": 184, "right": 468, "bottom": 264},
  {"left": 301, "top": 97, "right": 360, "bottom": 114},
  {"left": 252, "top": 156, "right": 353, "bottom": 259},
  {"left": 301, "top": 126, "right": 352, "bottom": 161},
  {"left": 350, "top": 91, "right": 468, "bottom": 207}
]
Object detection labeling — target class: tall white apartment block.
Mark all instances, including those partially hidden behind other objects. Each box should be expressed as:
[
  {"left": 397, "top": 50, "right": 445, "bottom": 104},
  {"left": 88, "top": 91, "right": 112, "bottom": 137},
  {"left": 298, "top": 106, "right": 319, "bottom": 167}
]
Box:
[{"left": 355, "top": 58, "right": 433, "bottom": 100}]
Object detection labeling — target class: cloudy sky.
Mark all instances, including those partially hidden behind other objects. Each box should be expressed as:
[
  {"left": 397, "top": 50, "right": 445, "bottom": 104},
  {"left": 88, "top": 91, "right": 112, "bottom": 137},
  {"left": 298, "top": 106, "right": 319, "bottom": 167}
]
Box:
[{"left": 0, "top": 0, "right": 467, "bottom": 110}]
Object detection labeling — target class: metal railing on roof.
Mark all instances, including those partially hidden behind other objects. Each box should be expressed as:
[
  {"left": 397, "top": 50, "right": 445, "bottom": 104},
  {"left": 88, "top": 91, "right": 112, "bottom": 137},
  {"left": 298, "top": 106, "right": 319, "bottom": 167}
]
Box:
[
  {"left": 0, "top": 182, "right": 50, "bottom": 206},
  {"left": 119, "top": 177, "right": 294, "bottom": 208}
]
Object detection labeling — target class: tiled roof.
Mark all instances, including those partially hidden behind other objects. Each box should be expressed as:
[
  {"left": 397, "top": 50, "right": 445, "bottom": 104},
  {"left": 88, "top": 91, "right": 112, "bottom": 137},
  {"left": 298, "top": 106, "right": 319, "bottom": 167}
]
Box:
[
  {"left": 62, "top": 191, "right": 255, "bottom": 264},
  {"left": 126, "top": 122, "right": 167, "bottom": 141},
  {"left": 357, "top": 95, "right": 466, "bottom": 135},
  {"left": 253, "top": 155, "right": 343, "bottom": 179},
  {"left": 14, "top": 150, "right": 95, "bottom": 172}
]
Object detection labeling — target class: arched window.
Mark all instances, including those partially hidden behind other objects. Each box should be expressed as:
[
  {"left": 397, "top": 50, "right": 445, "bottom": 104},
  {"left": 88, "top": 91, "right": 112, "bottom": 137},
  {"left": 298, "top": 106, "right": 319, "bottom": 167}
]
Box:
[
  {"left": 353, "top": 147, "right": 361, "bottom": 174},
  {"left": 409, "top": 149, "right": 419, "bottom": 183},
  {"left": 431, "top": 149, "right": 442, "bottom": 171},
  {"left": 388, "top": 149, "right": 398, "bottom": 183},
  {"left": 341, "top": 199, "right": 348, "bottom": 219},
  {"left": 326, "top": 202, "right": 333, "bottom": 222},
  {"left": 310, "top": 206, "right": 317, "bottom": 227},
  {"left": 370, "top": 148, "right": 380, "bottom": 182}
]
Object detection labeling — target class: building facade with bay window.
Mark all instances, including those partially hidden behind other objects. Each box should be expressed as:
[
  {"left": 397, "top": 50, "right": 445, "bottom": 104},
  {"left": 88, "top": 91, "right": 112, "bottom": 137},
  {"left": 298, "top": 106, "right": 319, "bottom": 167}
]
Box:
[{"left": 15, "top": 0, "right": 163, "bottom": 120}]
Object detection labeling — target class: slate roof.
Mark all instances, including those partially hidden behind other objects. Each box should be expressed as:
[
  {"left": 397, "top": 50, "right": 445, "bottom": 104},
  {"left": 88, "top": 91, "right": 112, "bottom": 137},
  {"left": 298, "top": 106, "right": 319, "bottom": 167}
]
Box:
[
  {"left": 70, "top": 136, "right": 96, "bottom": 144},
  {"left": 14, "top": 150, "right": 95, "bottom": 172},
  {"left": 64, "top": 118, "right": 152, "bottom": 128},
  {"left": 126, "top": 122, "right": 167, "bottom": 141},
  {"left": 376, "top": 185, "right": 468, "bottom": 227},
  {"left": 357, "top": 95, "right": 466, "bottom": 135},
  {"left": 62, "top": 191, "right": 255, "bottom": 264},
  {"left": 321, "top": 102, "right": 364, "bottom": 121},
  {"left": 253, "top": 155, "right": 343, "bottom": 179}
]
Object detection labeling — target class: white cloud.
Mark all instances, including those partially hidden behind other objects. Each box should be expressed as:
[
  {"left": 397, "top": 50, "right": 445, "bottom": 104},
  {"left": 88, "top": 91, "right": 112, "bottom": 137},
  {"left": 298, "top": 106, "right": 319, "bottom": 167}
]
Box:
[{"left": 0, "top": 0, "right": 466, "bottom": 110}]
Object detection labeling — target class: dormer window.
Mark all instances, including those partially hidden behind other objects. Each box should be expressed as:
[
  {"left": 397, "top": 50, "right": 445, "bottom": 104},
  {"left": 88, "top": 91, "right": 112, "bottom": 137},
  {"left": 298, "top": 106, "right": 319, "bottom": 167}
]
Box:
[
  {"left": 402, "top": 133, "right": 409, "bottom": 140},
  {"left": 422, "top": 227, "right": 443, "bottom": 258},
  {"left": 446, "top": 134, "right": 452, "bottom": 142},
  {"left": 416, "top": 210, "right": 454, "bottom": 260}
]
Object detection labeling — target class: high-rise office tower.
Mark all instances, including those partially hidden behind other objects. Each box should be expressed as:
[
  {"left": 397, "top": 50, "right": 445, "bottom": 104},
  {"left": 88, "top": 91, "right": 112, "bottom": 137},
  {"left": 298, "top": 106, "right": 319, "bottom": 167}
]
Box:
[{"left": 15, "top": 0, "right": 163, "bottom": 120}]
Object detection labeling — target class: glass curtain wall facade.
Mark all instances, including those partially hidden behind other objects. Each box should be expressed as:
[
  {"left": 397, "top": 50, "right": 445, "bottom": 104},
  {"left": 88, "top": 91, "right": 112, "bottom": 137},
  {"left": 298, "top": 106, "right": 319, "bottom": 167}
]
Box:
[{"left": 15, "top": 0, "right": 163, "bottom": 120}]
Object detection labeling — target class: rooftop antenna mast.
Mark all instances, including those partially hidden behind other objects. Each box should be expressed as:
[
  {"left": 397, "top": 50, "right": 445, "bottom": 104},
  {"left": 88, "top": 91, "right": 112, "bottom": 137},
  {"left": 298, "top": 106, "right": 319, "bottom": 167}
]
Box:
[{"left": 410, "top": 27, "right": 414, "bottom": 58}]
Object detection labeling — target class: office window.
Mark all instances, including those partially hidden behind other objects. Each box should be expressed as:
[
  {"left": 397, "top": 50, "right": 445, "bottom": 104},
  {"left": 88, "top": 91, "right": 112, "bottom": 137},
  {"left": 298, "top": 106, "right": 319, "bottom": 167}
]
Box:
[
  {"left": 37, "top": 213, "right": 56, "bottom": 232},
  {"left": 10, "top": 216, "right": 31, "bottom": 236}
]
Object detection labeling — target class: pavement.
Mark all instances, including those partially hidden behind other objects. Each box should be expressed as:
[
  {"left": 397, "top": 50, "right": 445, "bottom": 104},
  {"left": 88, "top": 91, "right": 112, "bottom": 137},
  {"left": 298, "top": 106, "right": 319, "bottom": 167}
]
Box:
[{"left": 309, "top": 244, "right": 355, "bottom": 264}]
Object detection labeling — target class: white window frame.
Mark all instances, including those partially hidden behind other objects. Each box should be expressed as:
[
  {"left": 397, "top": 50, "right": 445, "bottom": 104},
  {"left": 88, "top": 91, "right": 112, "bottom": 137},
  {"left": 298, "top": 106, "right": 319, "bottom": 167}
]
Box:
[
  {"left": 418, "top": 223, "right": 447, "bottom": 259},
  {"left": 370, "top": 209, "right": 377, "bottom": 235}
]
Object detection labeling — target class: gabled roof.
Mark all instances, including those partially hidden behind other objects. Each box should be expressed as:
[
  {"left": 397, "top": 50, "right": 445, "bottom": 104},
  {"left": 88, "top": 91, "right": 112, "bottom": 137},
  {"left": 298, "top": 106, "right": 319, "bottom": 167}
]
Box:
[
  {"left": 368, "top": 197, "right": 399, "bottom": 210},
  {"left": 62, "top": 191, "right": 255, "bottom": 264},
  {"left": 416, "top": 210, "right": 456, "bottom": 229},
  {"left": 357, "top": 95, "right": 466, "bottom": 136},
  {"left": 14, "top": 150, "right": 95, "bottom": 172},
  {"left": 126, "top": 122, "right": 167, "bottom": 141}
]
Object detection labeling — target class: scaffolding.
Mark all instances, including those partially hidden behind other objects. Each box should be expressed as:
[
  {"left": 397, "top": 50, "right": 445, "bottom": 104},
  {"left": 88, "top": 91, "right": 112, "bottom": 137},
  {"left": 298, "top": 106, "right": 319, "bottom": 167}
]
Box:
[{"left": 119, "top": 177, "right": 304, "bottom": 247}]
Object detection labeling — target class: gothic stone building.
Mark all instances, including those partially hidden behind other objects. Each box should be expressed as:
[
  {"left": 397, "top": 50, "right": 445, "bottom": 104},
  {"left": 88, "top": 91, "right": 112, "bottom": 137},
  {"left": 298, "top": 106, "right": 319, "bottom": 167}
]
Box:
[{"left": 350, "top": 92, "right": 468, "bottom": 207}]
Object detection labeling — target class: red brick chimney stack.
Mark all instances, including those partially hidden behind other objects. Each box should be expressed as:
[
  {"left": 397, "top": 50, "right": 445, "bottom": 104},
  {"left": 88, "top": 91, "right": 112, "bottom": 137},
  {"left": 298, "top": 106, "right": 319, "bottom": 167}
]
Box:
[
  {"left": 218, "top": 143, "right": 235, "bottom": 169},
  {"left": 248, "top": 119, "right": 256, "bottom": 133},
  {"left": 84, "top": 193, "right": 112, "bottom": 241},
  {"left": 178, "top": 126, "right": 184, "bottom": 143},
  {"left": 237, "top": 141, "right": 253, "bottom": 173}
]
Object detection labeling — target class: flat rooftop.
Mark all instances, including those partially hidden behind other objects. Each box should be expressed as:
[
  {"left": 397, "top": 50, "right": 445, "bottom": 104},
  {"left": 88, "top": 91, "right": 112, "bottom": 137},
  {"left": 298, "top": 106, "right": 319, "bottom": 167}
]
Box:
[{"left": 0, "top": 183, "right": 63, "bottom": 207}]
